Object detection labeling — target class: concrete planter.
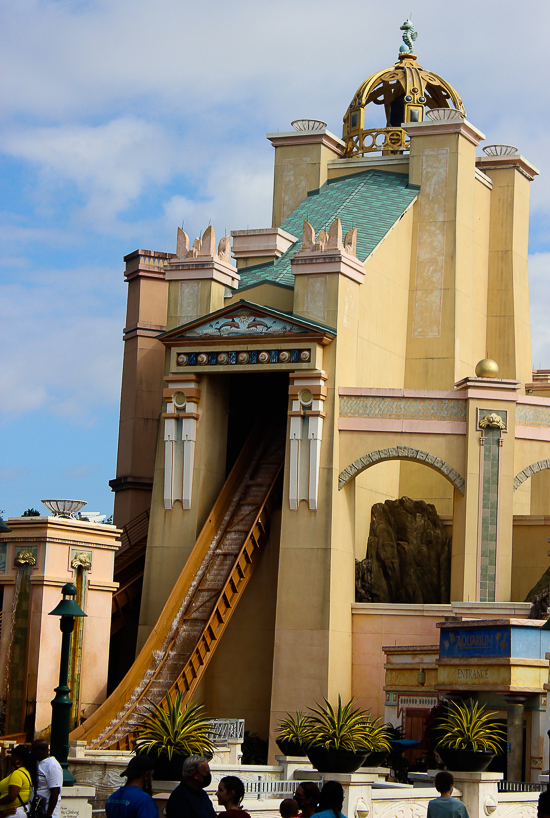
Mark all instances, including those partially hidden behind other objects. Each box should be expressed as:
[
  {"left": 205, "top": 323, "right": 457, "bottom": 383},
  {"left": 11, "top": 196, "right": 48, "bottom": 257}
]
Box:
[
  {"left": 438, "top": 748, "right": 495, "bottom": 772},
  {"left": 306, "top": 747, "right": 367, "bottom": 773}
]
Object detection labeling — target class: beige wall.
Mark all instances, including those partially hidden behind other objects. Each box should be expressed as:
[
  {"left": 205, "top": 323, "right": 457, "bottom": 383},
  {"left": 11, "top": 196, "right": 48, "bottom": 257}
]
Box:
[
  {"left": 199, "top": 510, "right": 281, "bottom": 737},
  {"left": 0, "top": 518, "right": 119, "bottom": 734},
  {"left": 484, "top": 165, "right": 532, "bottom": 387},
  {"left": 511, "top": 516, "right": 550, "bottom": 601},
  {"left": 225, "top": 282, "right": 294, "bottom": 312},
  {"left": 114, "top": 274, "right": 168, "bottom": 528},
  {"left": 137, "top": 374, "right": 229, "bottom": 650}
]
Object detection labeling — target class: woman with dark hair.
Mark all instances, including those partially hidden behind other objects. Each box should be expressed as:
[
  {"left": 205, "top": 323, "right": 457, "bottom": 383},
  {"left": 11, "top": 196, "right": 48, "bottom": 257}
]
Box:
[
  {"left": 294, "top": 782, "right": 319, "bottom": 818},
  {"left": 216, "top": 776, "right": 251, "bottom": 818},
  {"left": 0, "top": 745, "right": 37, "bottom": 818},
  {"left": 315, "top": 781, "right": 346, "bottom": 818}
]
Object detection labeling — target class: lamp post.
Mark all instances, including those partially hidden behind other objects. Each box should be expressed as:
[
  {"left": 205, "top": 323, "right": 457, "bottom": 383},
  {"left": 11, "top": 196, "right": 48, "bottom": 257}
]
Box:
[{"left": 49, "top": 582, "right": 86, "bottom": 786}]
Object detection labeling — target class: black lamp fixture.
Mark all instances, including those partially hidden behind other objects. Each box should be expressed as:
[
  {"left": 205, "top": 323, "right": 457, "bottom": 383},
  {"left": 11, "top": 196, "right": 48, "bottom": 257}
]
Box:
[{"left": 49, "top": 582, "right": 86, "bottom": 786}]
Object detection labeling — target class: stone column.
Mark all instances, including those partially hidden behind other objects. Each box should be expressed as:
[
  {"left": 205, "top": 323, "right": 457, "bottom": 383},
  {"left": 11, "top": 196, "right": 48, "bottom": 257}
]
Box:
[
  {"left": 450, "top": 771, "right": 502, "bottom": 818},
  {"left": 504, "top": 694, "right": 528, "bottom": 781}
]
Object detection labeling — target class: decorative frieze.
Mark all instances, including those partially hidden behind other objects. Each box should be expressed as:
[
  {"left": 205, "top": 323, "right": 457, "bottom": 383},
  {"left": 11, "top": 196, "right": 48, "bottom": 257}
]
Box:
[
  {"left": 340, "top": 395, "right": 466, "bottom": 422},
  {"left": 177, "top": 349, "right": 311, "bottom": 366},
  {"left": 516, "top": 404, "right": 550, "bottom": 428}
]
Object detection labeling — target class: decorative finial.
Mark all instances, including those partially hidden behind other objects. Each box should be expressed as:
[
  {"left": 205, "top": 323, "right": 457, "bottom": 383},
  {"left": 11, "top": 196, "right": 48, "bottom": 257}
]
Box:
[{"left": 399, "top": 19, "right": 418, "bottom": 54}]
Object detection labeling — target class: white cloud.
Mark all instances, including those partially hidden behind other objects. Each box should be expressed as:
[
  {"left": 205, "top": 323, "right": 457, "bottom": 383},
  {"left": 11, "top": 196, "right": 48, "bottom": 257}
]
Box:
[
  {"left": 163, "top": 145, "right": 272, "bottom": 242},
  {"left": 1, "top": 117, "right": 185, "bottom": 228},
  {"left": 0, "top": 265, "right": 125, "bottom": 418}
]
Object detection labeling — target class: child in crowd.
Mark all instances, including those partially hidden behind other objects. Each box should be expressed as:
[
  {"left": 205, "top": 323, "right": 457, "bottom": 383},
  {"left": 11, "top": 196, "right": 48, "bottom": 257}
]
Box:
[
  {"left": 427, "top": 772, "right": 469, "bottom": 818},
  {"left": 279, "top": 799, "right": 299, "bottom": 818}
]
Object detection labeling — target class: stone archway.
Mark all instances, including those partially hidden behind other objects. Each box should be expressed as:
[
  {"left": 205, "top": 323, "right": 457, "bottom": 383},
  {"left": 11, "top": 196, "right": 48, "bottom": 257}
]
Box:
[
  {"left": 513, "top": 459, "right": 550, "bottom": 491},
  {"left": 338, "top": 445, "right": 465, "bottom": 494}
]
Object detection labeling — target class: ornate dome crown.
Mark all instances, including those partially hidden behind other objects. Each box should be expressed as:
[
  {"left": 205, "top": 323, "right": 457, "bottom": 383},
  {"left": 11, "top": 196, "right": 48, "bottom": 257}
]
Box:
[{"left": 343, "top": 21, "right": 466, "bottom": 157}]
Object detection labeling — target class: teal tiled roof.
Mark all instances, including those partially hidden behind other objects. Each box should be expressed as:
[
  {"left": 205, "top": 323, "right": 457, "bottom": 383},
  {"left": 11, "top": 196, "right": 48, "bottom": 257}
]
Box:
[{"left": 238, "top": 169, "right": 419, "bottom": 291}]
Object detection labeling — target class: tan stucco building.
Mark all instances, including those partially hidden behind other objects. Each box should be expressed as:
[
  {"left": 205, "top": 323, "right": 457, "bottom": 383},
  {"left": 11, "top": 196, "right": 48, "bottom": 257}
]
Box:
[{"left": 71, "top": 34, "right": 550, "bottom": 766}]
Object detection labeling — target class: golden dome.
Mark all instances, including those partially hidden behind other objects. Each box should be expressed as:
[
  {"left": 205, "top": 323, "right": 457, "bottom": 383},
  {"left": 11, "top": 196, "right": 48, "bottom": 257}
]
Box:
[
  {"left": 343, "top": 24, "right": 465, "bottom": 157},
  {"left": 475, "top": 359, "right": 500, "bottom": 378}
]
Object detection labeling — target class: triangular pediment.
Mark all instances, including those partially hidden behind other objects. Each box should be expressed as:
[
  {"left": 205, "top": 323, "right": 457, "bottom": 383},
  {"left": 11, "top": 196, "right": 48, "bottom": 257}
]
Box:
[{"left": 160, "top": 300, "right": 336, "bottom": 346}]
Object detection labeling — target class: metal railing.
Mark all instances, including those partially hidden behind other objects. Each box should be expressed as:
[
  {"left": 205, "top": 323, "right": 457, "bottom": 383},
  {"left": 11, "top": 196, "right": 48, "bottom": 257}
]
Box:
[
  {"left": 208, "top": 718, "right": 245, "bottom": 744},
  {"left": 498, "top": 781, "right": 545, "bottom": 793},
  {"left": 244, "top": 778, "right": 297, "bottom": 801}
]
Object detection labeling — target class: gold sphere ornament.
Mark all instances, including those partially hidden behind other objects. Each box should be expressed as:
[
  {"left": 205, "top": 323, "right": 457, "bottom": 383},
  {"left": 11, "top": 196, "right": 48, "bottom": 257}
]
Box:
[{"left": 475, "top": 358, "right": 499, "bottom": 378}]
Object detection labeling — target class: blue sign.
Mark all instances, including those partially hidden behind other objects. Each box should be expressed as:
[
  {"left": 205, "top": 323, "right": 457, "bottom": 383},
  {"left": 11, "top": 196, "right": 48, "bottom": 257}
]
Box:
[{"left": 440, "top": 627, "right": 510, "bottom": 658}]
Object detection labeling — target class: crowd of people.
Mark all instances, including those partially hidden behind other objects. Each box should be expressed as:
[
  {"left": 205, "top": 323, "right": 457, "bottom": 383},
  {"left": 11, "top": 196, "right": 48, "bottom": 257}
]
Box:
[
  {"left": 105, "top": 755, "right": 346, "bottom": 818},
  {"left": 6, "top": 745, "right": 550, "bottom": 818},
  {"left": 0, "top": 741, "right": 62, "bottom": 818},
  {"left": 105, "top": 755, "right": 484, "bottom": 818}
]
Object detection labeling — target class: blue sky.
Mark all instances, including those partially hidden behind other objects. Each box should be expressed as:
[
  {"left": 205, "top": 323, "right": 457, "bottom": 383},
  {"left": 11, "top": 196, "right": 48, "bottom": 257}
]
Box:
[{"left": 1, "top": 0, "right": 549, "bottom": 519}]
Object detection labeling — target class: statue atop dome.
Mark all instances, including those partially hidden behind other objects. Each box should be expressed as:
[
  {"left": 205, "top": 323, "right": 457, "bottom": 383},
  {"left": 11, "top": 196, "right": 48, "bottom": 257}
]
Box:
[
  {"left": 399, "top": 19, "right": 418, "bottom": 54},
  {"left": 342, "top": 20, "right": 465, "bottom": 157}
]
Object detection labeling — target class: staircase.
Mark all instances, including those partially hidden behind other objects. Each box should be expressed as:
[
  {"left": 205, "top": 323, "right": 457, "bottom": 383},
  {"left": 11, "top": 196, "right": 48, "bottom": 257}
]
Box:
[{"left": 71, "top": 424, "right": 284, "bottom": 749}]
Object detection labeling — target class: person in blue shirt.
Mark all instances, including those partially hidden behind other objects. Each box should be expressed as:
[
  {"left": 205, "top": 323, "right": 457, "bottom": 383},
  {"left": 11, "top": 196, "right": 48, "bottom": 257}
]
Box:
[
  {"left": 106, "top": 755, "right": 158, "bottom": 818},
  {"left": 315, "top": 781, "right": 346, "bottom": 818},
  {"left": 427, "top": 772, "right": 469, "bottom": 818}
]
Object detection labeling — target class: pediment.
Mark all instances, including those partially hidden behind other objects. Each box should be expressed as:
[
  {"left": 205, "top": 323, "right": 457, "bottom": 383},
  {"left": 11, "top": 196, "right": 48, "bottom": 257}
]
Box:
[{"left": 160, "top": 300, "right": 335, "bottom": 346}]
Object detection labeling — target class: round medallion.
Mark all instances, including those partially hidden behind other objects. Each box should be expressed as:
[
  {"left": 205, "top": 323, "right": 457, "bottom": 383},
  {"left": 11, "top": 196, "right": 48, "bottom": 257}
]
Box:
[
  {"left": 299, "top": 350, "right": 311, "bottom": 362},
  {"left": 173, "top": 391, "right": 186, "bottom": 408},
  {"left": 411, "top": 87, "right": 419, "bottom": 93},
  {"left": 217, "top": 353, "right": 228, "bottom": 365},
  {"left": 299, "top": 389, "right": 313, "bottom": 406},
  {"left": 418, "top": 96, "right": 426, "bottom": 103},
  {"left": 258, "top": 351, "right": 270, "bottom": 363},
  {"left": 238, "top": 352, "right": 249, "bottom": 364},
  {"left": 404, "top": 94, "right": 413, "bottom": 102},
  {"left": 177, "top": 354, "right": 188, "bottom": 365},
  {"left": 197, "top": 353, "right": 208, "bottom": 365},
  {"left": 279, "top": 351, "right": 290, "bottom": 363}
]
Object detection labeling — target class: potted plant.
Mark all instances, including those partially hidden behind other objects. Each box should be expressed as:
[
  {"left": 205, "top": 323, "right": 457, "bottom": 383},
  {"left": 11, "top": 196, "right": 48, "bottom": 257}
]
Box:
[
  {"left": 436, "top": 698, "right": 505, "bottom": 772},
  {"left": 305, "top": 696, "right": 390, "bottom": 773},
  {"left": 362, "top": 722, "right": 395, "bottom": 767},
  {"left": 276, "top": 711, "right": 312, "bottom": 757},
  {"left": 133, "top": 694, "right": 215, "bottom": 780}
]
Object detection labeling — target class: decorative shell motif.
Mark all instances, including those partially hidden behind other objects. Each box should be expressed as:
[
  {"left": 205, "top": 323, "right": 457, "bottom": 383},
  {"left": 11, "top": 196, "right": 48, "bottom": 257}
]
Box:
[
  {"left": 71, "top": 552, "right": 92, "bottom": 570},
  {"left": 479, "top": 412, "right": 506, "bottom": 430},
  {"left": 15, "top": 548, "right": 37, "bottom": 566}
]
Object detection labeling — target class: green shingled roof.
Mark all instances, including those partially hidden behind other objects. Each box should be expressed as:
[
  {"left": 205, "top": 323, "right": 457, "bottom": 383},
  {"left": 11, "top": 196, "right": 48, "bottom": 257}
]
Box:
[{"left": 238, "top": 169, "right": 419, "bottom": 291}]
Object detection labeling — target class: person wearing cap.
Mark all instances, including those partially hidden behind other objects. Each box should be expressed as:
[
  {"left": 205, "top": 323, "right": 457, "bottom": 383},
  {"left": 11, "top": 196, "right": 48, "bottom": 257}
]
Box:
[
  {"left": 31, "top": 740, "right": 62, "bottom": 818},
  {"left": 106, "top": 755, "right": 158, "bottom": 818}
]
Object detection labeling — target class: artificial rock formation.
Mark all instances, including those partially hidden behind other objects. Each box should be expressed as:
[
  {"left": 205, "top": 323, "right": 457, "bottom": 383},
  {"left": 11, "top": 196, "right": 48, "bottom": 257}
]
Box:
[
  {"left": 355, "top": 497, "right": 451, "bottom": 604},
  {"left": 526, "top": 568, "right": 550, "bottom": 619}
]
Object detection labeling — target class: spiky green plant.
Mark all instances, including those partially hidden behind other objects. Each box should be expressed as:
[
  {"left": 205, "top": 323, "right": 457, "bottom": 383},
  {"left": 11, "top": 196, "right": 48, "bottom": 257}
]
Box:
[
  {"left": 306, "top": 696, "right": 391, "bottom": 752},
  {"left": 276, "top": 711, "right": 314, "bottom": 747},
  {"left": 437, "top": 699, "right": 505, "bottom": 753},
  {"left": 133, "top": 695, "right": 215, "bottom": 760}
]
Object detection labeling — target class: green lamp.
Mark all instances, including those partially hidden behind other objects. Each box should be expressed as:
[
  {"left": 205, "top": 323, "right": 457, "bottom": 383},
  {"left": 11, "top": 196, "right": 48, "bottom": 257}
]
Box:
[{"left": 49, "top": 582, "right": 86, "bottom": 785}]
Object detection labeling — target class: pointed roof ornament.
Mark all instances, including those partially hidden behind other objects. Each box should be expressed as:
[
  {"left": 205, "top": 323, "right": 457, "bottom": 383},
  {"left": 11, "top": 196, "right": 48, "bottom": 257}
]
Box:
[{"left": 399, "top": 18, "right": 418, "bottom": 55}]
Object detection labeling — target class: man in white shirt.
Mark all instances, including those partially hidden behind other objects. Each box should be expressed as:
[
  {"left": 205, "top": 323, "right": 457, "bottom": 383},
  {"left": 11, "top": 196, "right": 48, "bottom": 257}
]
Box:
[{"left": 31, "top": 740, "right": 63, "bottom": 818}]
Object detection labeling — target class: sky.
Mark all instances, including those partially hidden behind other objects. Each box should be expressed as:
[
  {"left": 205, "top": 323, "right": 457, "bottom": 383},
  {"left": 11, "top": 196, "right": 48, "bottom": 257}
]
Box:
[{"left": 1, "top": 0, "right": 549, "bottom": 520}]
